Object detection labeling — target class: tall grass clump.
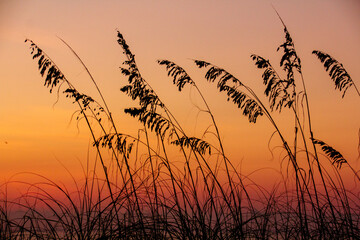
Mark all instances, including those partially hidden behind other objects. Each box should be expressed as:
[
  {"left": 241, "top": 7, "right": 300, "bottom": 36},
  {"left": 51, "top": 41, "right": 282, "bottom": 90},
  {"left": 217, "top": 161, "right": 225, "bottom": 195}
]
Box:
[{"left": 1, "top": 16, "right": 359, "bottom": 239}]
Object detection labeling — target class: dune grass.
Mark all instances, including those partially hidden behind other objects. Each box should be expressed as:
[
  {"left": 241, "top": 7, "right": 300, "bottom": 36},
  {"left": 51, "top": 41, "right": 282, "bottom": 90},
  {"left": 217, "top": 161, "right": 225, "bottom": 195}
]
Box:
[{"left": 1, "top": 20, "right": 359, "bottom": 239}]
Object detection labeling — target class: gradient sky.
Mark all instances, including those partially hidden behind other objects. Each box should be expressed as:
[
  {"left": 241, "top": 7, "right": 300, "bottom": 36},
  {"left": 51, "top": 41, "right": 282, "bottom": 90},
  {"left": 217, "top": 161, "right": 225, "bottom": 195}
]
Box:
[{"left": 0, "top": 0, "right": 359, "bottom": 187}]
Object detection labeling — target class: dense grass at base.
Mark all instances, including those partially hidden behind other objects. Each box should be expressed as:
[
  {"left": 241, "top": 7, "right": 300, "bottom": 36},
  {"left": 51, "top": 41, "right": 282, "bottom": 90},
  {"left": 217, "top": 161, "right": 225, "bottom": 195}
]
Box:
[{"left": 1, "top": 167, "right": 359, "bottom": 239}]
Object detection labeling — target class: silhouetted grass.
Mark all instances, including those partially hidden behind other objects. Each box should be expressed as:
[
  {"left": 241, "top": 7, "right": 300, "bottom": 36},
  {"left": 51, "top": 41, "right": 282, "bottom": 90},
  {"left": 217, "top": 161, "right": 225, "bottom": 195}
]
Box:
[{"left": 1, "top": 18, "right": 359, "bottom": 239}]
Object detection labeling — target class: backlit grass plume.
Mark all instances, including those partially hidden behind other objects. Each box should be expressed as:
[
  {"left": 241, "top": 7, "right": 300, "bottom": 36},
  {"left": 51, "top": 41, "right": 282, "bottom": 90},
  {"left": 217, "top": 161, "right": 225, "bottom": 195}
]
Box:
[
  {"left": 251, "top": 55, "right": 294, "bottom": 112},
  {"left": 312, "top": 50, "right": 360, "bottom": 97},
  {"left": 194, "top": 60, "right": 263, "bottom": 123},
  {"left": 312, "top": 139, "right": 347, "bottom": 169}
]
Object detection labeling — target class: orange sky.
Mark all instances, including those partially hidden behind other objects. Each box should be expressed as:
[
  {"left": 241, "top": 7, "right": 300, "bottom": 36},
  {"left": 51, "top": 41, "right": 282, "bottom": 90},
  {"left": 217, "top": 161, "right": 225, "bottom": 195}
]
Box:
[{"left": 0, "top": 0, "right": 359, "bottom": 189}]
